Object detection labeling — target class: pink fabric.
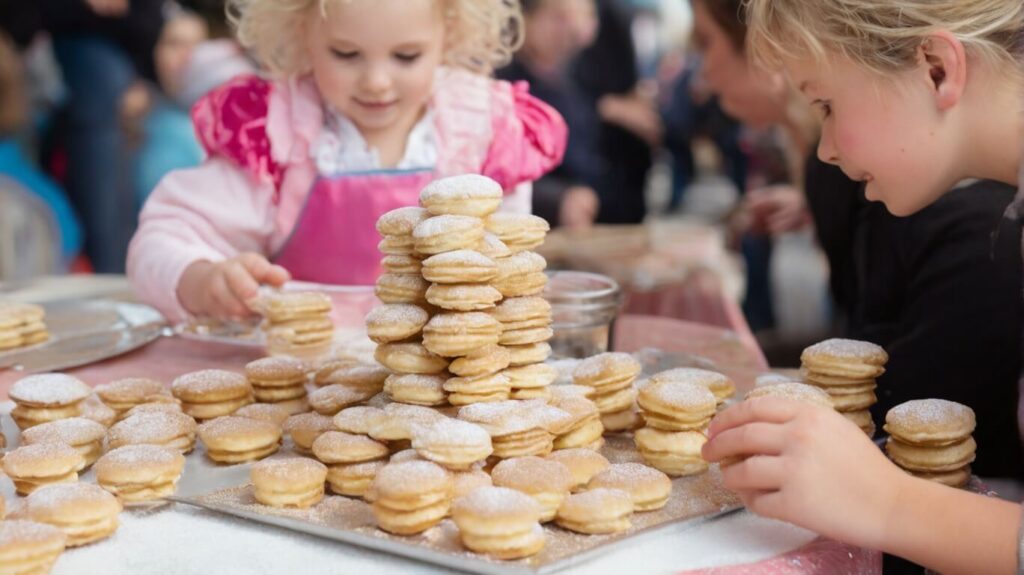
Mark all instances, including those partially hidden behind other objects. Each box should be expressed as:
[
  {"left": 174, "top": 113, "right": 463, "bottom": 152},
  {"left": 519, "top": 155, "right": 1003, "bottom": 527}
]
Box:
[
  {"left": 191, "top": 75, "right": 284, "bottom": 190},
  {"left": 274, "top": 169, "right": 435, "bottom": 284},
  {"left": 677, "top": 537, "right": 881, "bottom": 575},
  {"left": 621, "top": 269, "right": 763, "bottom": 368},
  {"left": 480, "top": 80, "right": 568, "bottom": 190},
  {"left": 128, "top": 69, "right": 567, "bottom": 322},
  {"left": 612, "top": 315, "right": 767, "bottom": 392}
]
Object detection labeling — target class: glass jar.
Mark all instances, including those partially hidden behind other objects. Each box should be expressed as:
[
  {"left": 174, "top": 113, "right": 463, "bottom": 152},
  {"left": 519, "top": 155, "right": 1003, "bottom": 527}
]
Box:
[{"left": 543, "top": 271, "right": 623, "bottom": 359}]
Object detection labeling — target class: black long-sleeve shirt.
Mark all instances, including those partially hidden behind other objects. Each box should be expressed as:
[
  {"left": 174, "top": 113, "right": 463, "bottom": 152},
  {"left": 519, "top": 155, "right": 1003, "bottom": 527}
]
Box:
[{"left": 805, "top": 156, "right": 1023, "bottom": 479}]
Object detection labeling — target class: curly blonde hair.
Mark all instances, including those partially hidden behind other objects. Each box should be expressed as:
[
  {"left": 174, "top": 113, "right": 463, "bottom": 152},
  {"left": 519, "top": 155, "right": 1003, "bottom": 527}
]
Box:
[
  {"left": 742, "top": 0, "right": 1024, "bottom": 76},
  {"left": 227, "top": 0, "right": 523, "bottom": 76}
]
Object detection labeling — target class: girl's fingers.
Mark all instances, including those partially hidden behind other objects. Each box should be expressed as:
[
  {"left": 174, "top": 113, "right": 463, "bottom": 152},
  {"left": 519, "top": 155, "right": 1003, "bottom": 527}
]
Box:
[
  {"left": 742, "top": 489, "right": 788, "bottom": 522},
  {"left": 239, "top": 253, "right": 290, "bottom": 286},
  {"left": 720, "top": 454, "right": 788, "bottom": 492},
  {"left": 702, "top": 421, "right": 788, "bottom": 462},
  {"left": 210, "top": 274, "right": 250, "bottom": 319},
  {"left": 707, "top": 397, "right": 801, "bottom": 439},
  {"left": 224, "top": 260, "right": 261, "bottom": 302}
]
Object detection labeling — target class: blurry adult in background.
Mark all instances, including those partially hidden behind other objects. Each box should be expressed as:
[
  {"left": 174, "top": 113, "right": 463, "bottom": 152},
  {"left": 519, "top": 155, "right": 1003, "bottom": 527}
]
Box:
[
  {"left": 133, "top": 6, "right": 209, "bottom": 205},
  {"left": 0, "top": 0, "right": 168, "bottom": 273},
  {"left": 691, "top": 0, "right": 1023, "bottom": 486},
  {"left": 0, "top": 32, "right": 83, "bottom": 274},
  {"left": 661, "top": 58, "right": 747, "bottom": 212},
  {"left": 575, "top": 0, "right": 661, "bottom": 224},
  {"left": 498, "top": 0, "right": 601, "bottom": 229},
  {"left": 136, "top": 27, "right": 256, "bottom": 205}
]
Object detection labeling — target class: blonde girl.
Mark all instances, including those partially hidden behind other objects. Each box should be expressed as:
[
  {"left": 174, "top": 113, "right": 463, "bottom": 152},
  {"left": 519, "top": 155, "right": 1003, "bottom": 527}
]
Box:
[
  {"left": 701, "top": 1, "right": 1024, "bottom": 573},
  {"left": 128, "top": 0, "right": 567, "bottom": 321}
]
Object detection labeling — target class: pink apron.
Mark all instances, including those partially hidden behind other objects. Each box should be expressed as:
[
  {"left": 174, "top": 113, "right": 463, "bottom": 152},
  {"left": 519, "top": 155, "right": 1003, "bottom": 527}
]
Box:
[{"left": 273, "top": 168, "right": 435, "bottom": 285}]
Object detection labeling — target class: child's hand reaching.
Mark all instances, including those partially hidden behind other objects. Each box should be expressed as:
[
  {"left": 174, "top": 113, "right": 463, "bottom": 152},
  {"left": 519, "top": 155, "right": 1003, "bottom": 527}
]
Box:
[
  {"left": 702, "top": 398, "right": 908, "bottom": 551},
  {"left": 177, "top": 253, "right": 291, "bottom": 320}
]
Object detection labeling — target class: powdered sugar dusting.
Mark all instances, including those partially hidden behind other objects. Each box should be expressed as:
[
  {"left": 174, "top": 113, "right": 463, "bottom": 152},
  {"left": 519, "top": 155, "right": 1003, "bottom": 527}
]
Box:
[
  {"left": 376, "top": 207, "right": 430, "bottom": 235},
  {"left": 333, "top": 406, "right": 385, "bottom": 434},
  {"left": 374, "top": 460, "right": 450, "bottom": 498},
  {"left": 95, "top": 378, "right": 167, "bottom": 402},
  {"left": 365, "top": 304, "right": 429, "bottom": 327},
  {"left": 413, "top": 215, "right": 483, "bottom": 238},
  {"left": 386, "top": 374, "right": 447, "bottom": 391},
  {"left": 476, "top": 233, "right": 512, "bottom": 258},
  {"left": 252, "top": 457, "right": 327, "bottom": 482},
  {"left": 198, "top": 416, "right": 280, "bottom": 442},
  {"left": 453, "top": 485, "right": 541, "bottom": 517},
  {"left": 0, "top": 520, "right": 64, "bottom": 547},
  {"left": 496, "top": 251, "right": 547, "bottom": 274},
  {"left": 10, "top": 373, "right": 91, "bottom": 405},
  {"left": 98, "top": 444, "right": 183, "bottom": 468},
  {"left": 745, "top": 382, "right": 833, "bottom": 408},
  {"left": 590, "top": 463, "right": 669, "bottom": 490},
  {"left": 420, "top": 174, "right": 502, "bottom": 202},
  {"left": 572, "top": 353, "right": 640, "bottom": 381},
  {"left": 110, "top": 412, "right": 196, "bottom": 445},
  {"left": 245, "top": 357, "right": 307, "bottom": 380},
  {"left": 172, "top": 370, "right": 249, "bottom": 396},
  {"left": 802, "top": 338, "right": 887, "bottom": 363},
  {"left": 413, "top": 419, "right": 491, "bottom": 448},
  {"left": 376, "top": 274, "right": 429, "bottom": 291},
  {"left": 24, "top": 483, "right": 120, "bottom": 513},
  {"left": 425, "top": 312, "right": 500, "bottom": 331},
  {"left": 22, "top": 417, "right": 106, "bottom": 445},
  {"left": 492, "top": 456, "right": 572, "bottom": 491},
  {"left": 642, "top": 381, "right": 716, "bottom": 410},
  {"left": 493, "top": 297, "right": 551, "bottom": 320},
  {"left": 887, "top": 399, "right": 975, "bottom": 430},
  {"left": 422, "top": 250, "right": 496, "bottom": 269},
  {"left": 3, "top": 442, "right": 81, "bottom": 472}
]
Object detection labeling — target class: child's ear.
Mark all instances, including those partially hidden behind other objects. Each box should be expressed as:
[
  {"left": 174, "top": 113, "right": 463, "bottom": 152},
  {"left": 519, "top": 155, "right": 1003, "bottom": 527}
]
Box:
[{"left": 919, "top": 31, "right": 968, "bottom": 111}]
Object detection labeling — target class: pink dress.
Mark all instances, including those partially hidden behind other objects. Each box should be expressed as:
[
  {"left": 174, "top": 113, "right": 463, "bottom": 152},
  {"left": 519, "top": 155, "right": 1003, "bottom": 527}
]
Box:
[{"left": 127, "top": 69, "right": 568, "bottom": 322}]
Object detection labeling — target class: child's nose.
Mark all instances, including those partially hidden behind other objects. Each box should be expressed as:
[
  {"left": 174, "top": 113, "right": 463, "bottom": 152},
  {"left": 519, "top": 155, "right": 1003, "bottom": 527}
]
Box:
[
  {"left": 817, "top": 128, "right": 840, "bottom": 166},
  {"left": 362, "top": 66, "right": 392, "bottom": 94}
]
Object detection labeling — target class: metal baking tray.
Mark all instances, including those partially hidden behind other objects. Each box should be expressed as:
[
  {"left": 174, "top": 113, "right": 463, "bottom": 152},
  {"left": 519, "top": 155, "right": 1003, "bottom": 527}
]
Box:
[
  {"left": 171, "top": 434, "right": 742, "bottom": 575},
  {"left": 0, "top": 299, "right": 167, "bottom": 373}
]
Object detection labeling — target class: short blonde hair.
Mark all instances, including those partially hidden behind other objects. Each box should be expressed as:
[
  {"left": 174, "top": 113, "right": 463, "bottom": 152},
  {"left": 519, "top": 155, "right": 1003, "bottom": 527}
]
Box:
[
  {"left": 742, "top": 0, "right": 1024, "bottom": 76},
  {"left": 228, "top": 0, "right": 523, "bottom": 76}
]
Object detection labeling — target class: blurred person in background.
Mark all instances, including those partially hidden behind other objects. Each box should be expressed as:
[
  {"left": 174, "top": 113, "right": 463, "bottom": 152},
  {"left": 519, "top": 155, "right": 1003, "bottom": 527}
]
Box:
[
  {"left": 1, "top": 0, "right": 168, "bottom": 273},
  {"left": 0, "top": 31, "right": 83, "bottom": 274},
  {"left": 498, "top": 0, "right": 601, "bottom": 229}
]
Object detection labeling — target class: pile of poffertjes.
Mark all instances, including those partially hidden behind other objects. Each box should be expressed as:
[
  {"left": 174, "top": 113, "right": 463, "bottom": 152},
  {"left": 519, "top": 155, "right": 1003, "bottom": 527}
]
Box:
[{"left": 0, "top": 176, "right": 976, "bottom": 572}]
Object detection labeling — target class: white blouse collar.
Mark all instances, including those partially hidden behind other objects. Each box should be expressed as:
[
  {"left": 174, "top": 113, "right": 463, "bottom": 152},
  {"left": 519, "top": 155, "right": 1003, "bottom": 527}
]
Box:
[{"left": 313, "top": 107, "right": 438, "bottom": 175}]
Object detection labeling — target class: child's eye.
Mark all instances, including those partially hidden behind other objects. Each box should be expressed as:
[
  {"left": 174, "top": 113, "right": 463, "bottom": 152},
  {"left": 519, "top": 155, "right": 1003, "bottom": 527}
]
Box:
[
  {"left": 394, "top": 52, "right": 421, "bottom": 64},
  {"left": 330, "top": 48, "right": 359, "bottom": 60},
  {"left": 817, "top": 101, "right": 832, "bottom": 119}
]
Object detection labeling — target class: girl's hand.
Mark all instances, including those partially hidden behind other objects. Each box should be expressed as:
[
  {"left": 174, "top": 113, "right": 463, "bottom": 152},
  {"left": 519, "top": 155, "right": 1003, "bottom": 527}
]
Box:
[
  {"left": 177, "top": 253, "right": 290, "bottom": 320},
  {"left": 702, "top": 398, "right": 909, "bottom": 551}
]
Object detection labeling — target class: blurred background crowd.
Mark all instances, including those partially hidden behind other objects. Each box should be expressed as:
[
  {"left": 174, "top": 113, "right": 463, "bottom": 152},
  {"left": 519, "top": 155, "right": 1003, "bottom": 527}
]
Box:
[{"left": 0, "top": 0, "right": 970, "bottom": 369}]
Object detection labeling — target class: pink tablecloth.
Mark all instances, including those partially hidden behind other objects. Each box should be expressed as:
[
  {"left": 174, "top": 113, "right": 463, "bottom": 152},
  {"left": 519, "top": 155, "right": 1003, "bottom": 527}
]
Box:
[
  {"left": 0, "top": 314, "right": 879, "bottom": 575},
  {"left": 622, "top": 268, "right": 757, "bottom": 353}
]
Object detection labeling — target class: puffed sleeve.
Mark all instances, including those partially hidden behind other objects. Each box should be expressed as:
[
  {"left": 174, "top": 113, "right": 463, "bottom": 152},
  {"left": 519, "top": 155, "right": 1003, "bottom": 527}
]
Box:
[{"left": 481, "top": 79, "right": 568, "bottom": 191}]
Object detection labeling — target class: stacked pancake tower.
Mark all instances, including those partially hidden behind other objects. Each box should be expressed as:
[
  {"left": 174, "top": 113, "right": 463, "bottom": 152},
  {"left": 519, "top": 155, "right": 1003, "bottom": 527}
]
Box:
[{"left": 369, "top": 174, "right": 555, "bottom": 407}]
